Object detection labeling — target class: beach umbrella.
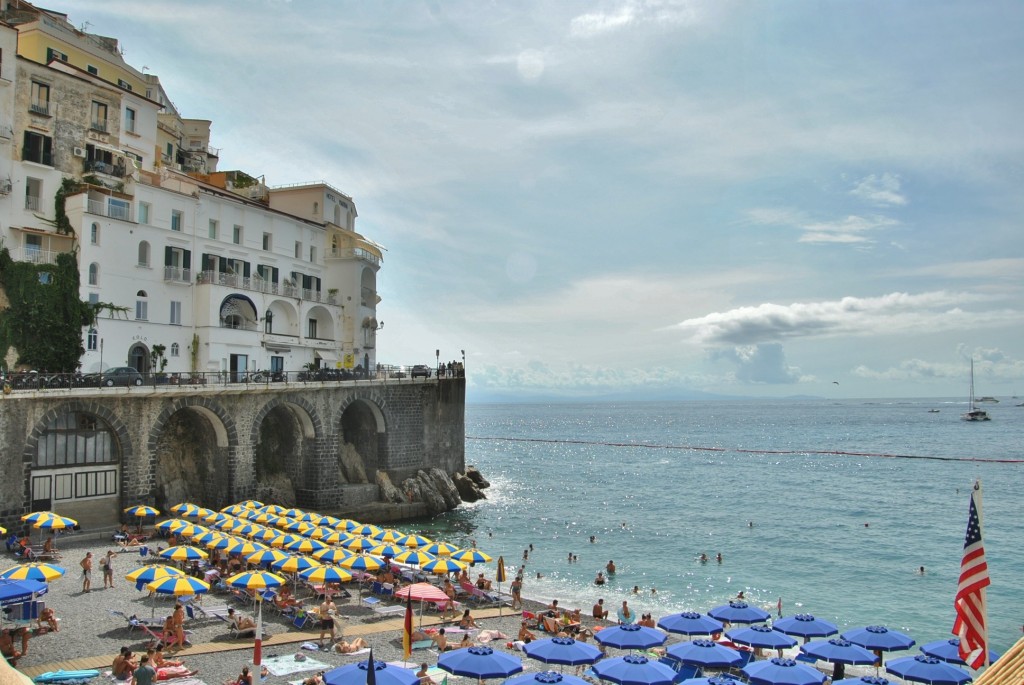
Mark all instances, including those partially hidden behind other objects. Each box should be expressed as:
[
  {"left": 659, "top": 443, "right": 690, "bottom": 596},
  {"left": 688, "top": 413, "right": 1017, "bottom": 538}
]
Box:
[
  {"left": 832, "top": 678, "right": 898, "bottom": 685},
  {"left": 299, "top": 565, "right": 353, "bottom": 584},
  {"left": 885, "top": 655, "right": 972, "bottom": 685},
  {"left": 246, "top": 549, "right": 289, "bottom": 568},
  {"left": 263, "top": 504, "right": 287, "bottom": 516},
  {"left": 157, "top": 519, "right": 188, "bottom": 533},
  {"left": 397, "top": 533, "right": 432, "bottom": 548},
  {"left": 20, "top": 511, "right": 58, "bottom": 525},
  {"left": 842, "top": 626, "right": 915, "bottom": 653},
  {"left": 350, "top": 523, "right": 383, "bottom": 537},
  {"left": 313, "top": 547, "right": 353, "bottom": 565},
  {"left": 422, "top": 557, "right": 466, "bottom": 575},
  {"left": 252, "top": 512, "right": 282, "bottom": 526},
  {"left": 172, "top": 523, "right": 206, "bottom": 539},
  {"left": 0, "top": 578, "right": 48, "bottom": 607},
  {"left": 394, "top": 549, "right": 435, "bottom": 567},
  {"left": 336, "top": 518, "right": 360, "bottom": 532},
  {"left": 801, "top": 639, "right": 877, "bottom": 665},
  {"left": 342, "top": 536, "right": 378, "bottom": 552},
  {"left": 195, "top": 531, "right": 225, "bottom": 546},
  {"left": 285, "top": 537, "right": 327, "bottom": 554},
  {"left": 524, "top": 636, "right": 603, "bottom": 666},
  {"left": 659, "top": 611, "right": 725, "bottom": 636},
  {"left": 0, "top": 563, "right": 65, "bottom": 583},
  {"left": 183, "top": 525, "right": 212, "bottom": 541},
  {"left": 507, "top": 672, "right": 591, "bottom": 685},
  {"left": 0, "top": 526, "right": 5, "bottom": 535},
  {"left": 667, "top": 639, "right": 743, "bottom": 669},
  {"left": 159, "top": 545, "right": 209, "bottom": 562},
  {"left": 195, "top": 507, "right": 216, "bottom": 520},
  {"left": 146, "top": 575, "right": 210, "bottom": 596},
  {"left": 253, "top": 528, "right": 284, "bottom": 544},
  {"left": 213, "top": 517, "right": 240, "bottom": 532},
  {"left": 314, "top": 530, "right": 348, "bottom": 545},
  {"left": 678, "top": 676, "right": 746, "bottom": 685},
  {"left": 273, "top": 555, "right": 321, "bottom": 575},
  {"left": 438, "top": 646, "right": 524, "bottom": 679},
  {"left": 222, "top": 504, "right": 248, "bottom": 516},
  {"left": 708, "top": 601, "right": 771, "bottom": 625},
  {"left": 226, "top": 570, "right": 286, "bottom": 591},
  {"left": 591, "top": 654, "right": 678, "bottom": 685},
  {"left": 205, "top": 535, "right": 236, "bottom": 551},
  {"left": 594, "top": 624, "right": 668, "bottom": 651},
  {"left": 726, "top": 625, "right": 798, "bottom": 651},
  {"left": 424, "top": 542, "right": 459, "bottom": 556},
  {"left": 31, "top": 515, "right": 77, "bottom": 542},
  {"left": 370, "top": 543, "right": 404, "bottom": 558},
  {"left": 229, "top": 521, "right": 263, "bottom": 538},
  {"left": 283, "top": 520, "right": 314, "bottom": 535},
  {"left": 372, "top": 528, "right": 404, "bottom": 543},
  {"left": 743, "top": 658, "right": 826, "bottom": 685},
  {"left": 203, "top": 510, "right": 229, "bottom": 524},
  {"left": 224, "top": 539, "right": 268, "bottom": 557},
  {"left": 918, "top": 638, "right": 999, "bottom": 665},
  {"left": 283, "top": 508, "right": 305, "bottom": 519},
  {"left": 170, "top": 503, "right": 202, "bottom": 517},
  {"left": 393, "top": 582, "right": 451, "bottom": 604},
  {"left": 452, "top": 548, "right": 493, "bottom": 564},
  {"left": 124, "top": 505, "right": 160, "bottom": 518},
  {"left": 324, "top": 658, "right": 420, "bottom": 685},
  {"left": 239, "top": 499, "right": 264, "bottom": 509},
  {"left": 340, "top": 553, "right": 385, "bottom": 573},
  {"left": 125, "top": 564, "right": 184, "bottom": 588},
  {"left": 308, "top": 526, "right": 334, "bottom": 540},
  {"left": 774, "top": 614, "right": 839, "bottom": 639}
]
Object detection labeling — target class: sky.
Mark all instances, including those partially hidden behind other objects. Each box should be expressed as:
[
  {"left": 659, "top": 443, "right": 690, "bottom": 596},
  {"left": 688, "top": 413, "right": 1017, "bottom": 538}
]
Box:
[{"left": 49, "top": 1, "right": 1024, "bottom": 401}]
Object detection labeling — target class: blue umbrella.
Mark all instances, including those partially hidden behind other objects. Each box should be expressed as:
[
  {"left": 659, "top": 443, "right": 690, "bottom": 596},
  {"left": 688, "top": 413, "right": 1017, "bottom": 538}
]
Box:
[
  {"left": 801, "top": 639, "right": 877, "bottom": 666},
  {"left": 842, "top": 626, "right": 915, "bottom": 653},
  {"left": 592, "top": 654, "right": 679, "bottom": 685},
  {"left": 506, "top": 672, "right": 591, "bottom": 685},
  {"left": 0, "top": 578, "right": 48, "bottom": 606},
  {"left": 885, "top": 655, "right": 972, "bottom": 685},
  {"left": 708, "top": 601, "right": 770, "bottom": 625},
  {"left": 658, "top": 612, "right": 724, "bottom": 636},
  {"left": 919, "top": 637, "right": 1000, "bottom": 666},
  {"left": 743, "top": 658, "right": 826, "bottom": 685},
  {"left": 774, "top": 614, "right": 838, "bottom": 639},
  {"left": 324, "top": 660, "right": 420, "bottom": 685},
  {"left": 726, "top": 625, "right": 797, "bottom": 651},
  {"left": 523, "top": 637, "right": 603, "bottom": 666},
  {"left": 677, "top": 676, "right": 745, "bottom": 685},
  {"left": 594, "top": 623, "right": 668, "bottom": 651},
  {"left": 667, "top": 640, "right": 743, "bottom": 669},
  {"left": 833, "top": 678, "right": 897, "bottom": 685},
  {"left": 438, "top": 646, "right": 524, "bottom": 679}
]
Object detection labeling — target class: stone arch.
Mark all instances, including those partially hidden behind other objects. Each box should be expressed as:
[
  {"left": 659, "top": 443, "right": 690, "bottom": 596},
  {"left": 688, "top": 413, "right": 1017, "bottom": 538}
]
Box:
[
  {"left": 333, "top": 391, "right": 388, "bottom": 485},
  {"left": 148, "top": 398, "right": 237, "bottom": 511},
  {"left": 249, "top": 396, "right": 321, "bottom": 505}
]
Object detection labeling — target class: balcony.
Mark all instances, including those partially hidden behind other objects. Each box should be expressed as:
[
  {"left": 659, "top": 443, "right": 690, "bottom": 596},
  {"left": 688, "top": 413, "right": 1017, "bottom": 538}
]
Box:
[
  {"left": 90, "top": 120, "right": 108, "bottom": 133},
  {"left": 29, "top": 102, "right": 51, "bottom": 116},
  {"left": 196, "top": 270, "right": 336, "bottom": 304},
  {"left": 25, "top": 195, "right": 42, "bottom": 211},
  {"left": 8, "top": 247, "right": 68, "bottom": 264},
  {"left": 87, "top": 199, "right": 132, "bottom": 221},
  {"left": 84, "top": 160, "right": 127, "bottom": 178},
  {"left": 163, "top": 266, "right": 192, "bottom": 283},
  {"left": 328, "top": 246, "right": 381, "bottom": 266}
]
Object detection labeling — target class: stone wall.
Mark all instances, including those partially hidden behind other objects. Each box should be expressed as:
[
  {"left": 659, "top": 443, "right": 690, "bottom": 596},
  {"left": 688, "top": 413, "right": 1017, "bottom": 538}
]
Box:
[{"left": 0, "top": 377, "right": 465, "bottom": 531}]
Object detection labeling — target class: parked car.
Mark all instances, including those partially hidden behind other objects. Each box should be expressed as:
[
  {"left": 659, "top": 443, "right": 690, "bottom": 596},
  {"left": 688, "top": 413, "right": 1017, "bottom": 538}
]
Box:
[
  {"left": 410, "top": 364, "right": 432, "bottom": 379},
  {"left": 91, "top": 366, "right": 144, "bottom": 387}
]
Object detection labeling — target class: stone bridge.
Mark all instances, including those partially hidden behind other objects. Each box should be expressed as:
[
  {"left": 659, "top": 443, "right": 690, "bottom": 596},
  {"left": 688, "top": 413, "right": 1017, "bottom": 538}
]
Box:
[{"left": 0, "top": 378, "right": 465, "bottom": 530}]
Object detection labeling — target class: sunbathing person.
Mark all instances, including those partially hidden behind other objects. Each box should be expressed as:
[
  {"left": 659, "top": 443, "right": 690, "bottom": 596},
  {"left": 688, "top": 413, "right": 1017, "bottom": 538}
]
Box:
[
  {"left": 38, "top": 606, "right": 59, "bottom": 632},
  {"left": 459, "top": 609, "right": 480, "bottom": 629},
  {"left": 518, "top": 622, "right": 537, "bottom": 642},
  {"left": 475, "top": 573, "right": 492, "bottom": 590},
  {"left": 226, "top": 608, "right": 256, "bottom": 632},
  {"left": 431, "top": 628, "right": 453, "bottom": 652},
  {"left": 145, "top": 648, "right": 197, "bottom": 679},
  {"left": 0, "top": 628, "right": 26, "bottom": 666},
  {"left": 333, "top": 637, "right": 369, "bottom": 654},
  {"left": 113, "top": 647, "right": 138, "bottom": 681}
]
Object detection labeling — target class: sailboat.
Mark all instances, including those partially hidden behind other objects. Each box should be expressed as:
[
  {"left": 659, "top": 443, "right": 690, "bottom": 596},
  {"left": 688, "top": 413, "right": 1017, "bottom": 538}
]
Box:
[{"left": 961, "top": 358, "right": 991, "bottom": 422}]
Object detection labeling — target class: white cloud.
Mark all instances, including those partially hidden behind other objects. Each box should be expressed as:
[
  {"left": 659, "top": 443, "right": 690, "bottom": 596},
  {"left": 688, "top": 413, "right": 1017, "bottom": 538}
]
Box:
[
  {"left": 711, "top": 343, "right": 806, "bottom": 384},
  {"left": 853, "top": 350, "right": 1024, "bottom": 381},
  {"left": 747, "top": 208, "right": 900, "bottom": 244},
  {"left": 569, "top": 0, "right": 703, "bottom": 38},
  {"left": 674, "top": 291, "right": 1019, "bottom": 346},
  {"left": 851, "top": 173, "right": 907, "bottom": 206},
  {"left": 570, "top": 6, "right": 637, "bottom": 38}
]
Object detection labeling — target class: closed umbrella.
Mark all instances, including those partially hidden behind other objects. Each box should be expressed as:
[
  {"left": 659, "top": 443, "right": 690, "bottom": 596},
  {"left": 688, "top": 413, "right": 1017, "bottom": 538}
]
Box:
[
  {"left": 743, "top": 658, "right": 826, "bottom": 685},
  {"left": 324, "top": 659, "right": 420, "bottom": 685},
  {"left": 708, "top": 601, "right": 770, "bottom": 625},
  {"left": 885, "top": 655, "right": 971, "bottom": 685},
  {"left": 774, "top": 614, "right": 838, "bottom": 639},
  {"left": 524, "top": 636, "right": 603, "bottom": 666},
  {"left": 438, "top": 646, "right": 524, "bottom": 679},
  {"left": 726, "top": 625, "right": 797, "bottom": 651},
  {"left": 591, "top": 654, "right": 678, "bottom": 685},
  {"left": 594, "top": 624, "right": 667, "bottom": 651},
  {"left": 658, "top": 612, "right": 724, "bottom": 637},
  {"left": 667, "top": 640, "right": 743, "bottom": 669}
]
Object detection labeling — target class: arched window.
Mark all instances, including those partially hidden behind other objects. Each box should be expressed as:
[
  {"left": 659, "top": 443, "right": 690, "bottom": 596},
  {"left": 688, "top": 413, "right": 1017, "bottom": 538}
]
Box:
[
  {"left": 135, "top": 290, "right": 148, "bottom": 321},
  {"left": 170, "top": 342, "right": 180, "bottom": 357},
  {"left": 88, "top": 262, "right": 99, "bottom": 286},
  {"left": 86, "top": 328, "right": 98, "bottom": 351},
  {"left": 313, "top": 201, "right": 319, "bottom": 215},
  {"left": 90, "top": 222, "right": 100, "bottom": 245},
  {"left": 138, "top": 241, "right": 150, "bottom": 267},
  {"left": 264, "top": 310, "right": 273, "bottom": 334}
]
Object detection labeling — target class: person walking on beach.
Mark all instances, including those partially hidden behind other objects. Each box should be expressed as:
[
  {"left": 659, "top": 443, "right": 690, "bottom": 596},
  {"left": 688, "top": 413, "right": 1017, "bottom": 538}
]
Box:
[
  {"left": 510, "top": 575, "right": 523, "bottom": 610},
  {"left": 102, "top": 550, "right": 115, "bottom": 588},
  {"left": 318, "top": 596, "right": 337, "bottom": 647},
  {"left": 80, "top": 551, "right": 93, "bottom": 592}
]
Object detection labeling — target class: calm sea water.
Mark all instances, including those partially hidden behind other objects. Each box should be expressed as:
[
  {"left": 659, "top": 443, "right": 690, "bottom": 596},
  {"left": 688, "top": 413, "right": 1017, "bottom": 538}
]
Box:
[{"left": 412, "top": 399, "right": 1024, "bottom": 655}]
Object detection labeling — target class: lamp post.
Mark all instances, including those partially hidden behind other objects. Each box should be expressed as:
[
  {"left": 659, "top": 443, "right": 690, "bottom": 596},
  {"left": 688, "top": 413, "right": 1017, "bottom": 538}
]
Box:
[
  {"left": 99, "top": 338, "right": 104, "bottom": 383},
  {"left": 461, "top": 349, "right": 465, "bottom": 376},
  {"left": 436, "top": 349, "right": 440, "bottom": 375}
]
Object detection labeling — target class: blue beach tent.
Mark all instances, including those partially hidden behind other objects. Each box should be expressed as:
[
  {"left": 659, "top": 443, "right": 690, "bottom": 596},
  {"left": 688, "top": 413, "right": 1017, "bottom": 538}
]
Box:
[{"left": 0, "top": 578, "right": 48, "bottom": 606}]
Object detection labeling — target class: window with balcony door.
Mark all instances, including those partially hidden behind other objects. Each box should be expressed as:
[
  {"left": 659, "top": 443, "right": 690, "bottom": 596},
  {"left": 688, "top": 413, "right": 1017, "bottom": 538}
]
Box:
[
  {"left": 124, "top": 107, "right": 136, "bottom": 133},
  {"left": 170, "top": 301, "right": 182, "bottom": 325},
  {"left": 262, "top": 232, "right": 272, "bottom": 251},
  {"left": 90, "top": 101, "right": 108, "bottom": 132},
  {"left": 264, "top": 310, "right": 273, "bottom": 334},
  {"left": 23, "top": 131, "right": 52, "bottom": 166},
  {"left": 88, "top": 263, "right": 99, "bottom": 286},
  {"left": 87, "top": 328, "right": 98, "bottom": 351},
  {"left": 232, "top": 225, "right": 243, "bottom": 244},
  {"left": 309, "top": 246, "right": 317, "bottom": 263},
  {"left": 294, "top": 241, "right": 302, "bottom": 258},
  {"left": 171, "top": 210, "right": 183, "bottom": 231},
  {"left": 25, "top": 177, "right": 42, "bottom": 211},
  {"left": 30, "top": 82, "right": 50, "bottom": 115},
  {"left": 308, "top": 318, "right": 317, "bottom": 339},
  {"left": 135, "top": 291, "right": 148, "bottom": 321}
]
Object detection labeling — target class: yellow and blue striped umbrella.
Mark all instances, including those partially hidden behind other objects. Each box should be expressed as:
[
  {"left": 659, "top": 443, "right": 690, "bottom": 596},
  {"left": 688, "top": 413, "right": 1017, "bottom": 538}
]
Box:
[
  {"left": 272, "top": 555, "right": 321, "bottom": 575},
  {"left": 339, "top": 553, "right": 385, "bottom": 573},
  {"left": 369, "top": 543, "right": 404, "bottom": 558},
  {"left": 282, "top": 520, "right": 314, "bottom": 535},
  {"left": 213, "top": 517, "right": 240, "bottom": 532},
  {"left": 221, "top": 504, "right": 248, "bottom": 516},
  {"left": 372, "top": 528, "right": 403, "bottom": 544},
  {"left": 451, "top": 548, "right": 493, "bottom": 564},
  {"left": 158, "top": 545, "right": 209, "bottom": 562},
  {"left": 349, "top": 523, "right": 382, "bottom": 538},
  {"left": 283, "top": 508, "right": 305, "bottom": 519},
  {"left": 124, "top": 505, "right": 160, "bottom": 518},
  {"left": 423, "top": 542, "right": 459, "bottom": 557},
  {"left": 1, "top": 562, "right": 66, "bottom": 582},
  {"left": 393, "top": 550, "right": 436, "bottom": 567},
  {"left": 252, "top": 512, "right": 281, "bottom": 525},
  {"left": 201, "top": 533, "right": 231, "bottom": 549},
  {"left": 316, "top": 531, "right": 349, "bottom": 545},
  {"left": 262, "top": 504, "right": 288, "bottom": 516},
  {"left": 20, "top": 511, "right": 57, "bottom": 525},
  {"left": 226, "top": 570, "right": 286, "bottom": 591},
  {"left": 285, "top": 537, "right": 326, "bottom": 554},
  {"left": 224, "top": 539, "right": 267, "bottom": 557},
  {"left": 203, "top": 510, "right": 230, "bottom": 524},
  {"left": 184, "top": 526, "right": 212, "bottom": 541},
  {"left": 147, "top": 575, "right": 209, "bottom": 596},
  {"left": 33, "top": 515, "right": 76, "bottom": 531},
  {"left": 397, "top": 534, "right": 433, "bottom": 549},
  {"left": 299, "top": 565, "right": 352, "bottom": 584},
  {"left": 126, "top": 564, "right": 184, "bottom": 585},
  {"left": 156, "top": 518, "right": 190, "bottom": 533},
  {"left": 253, "top": 528, "right": 283, "bottom": 544},
  {"left": 312, "top": 547, "right": 352, "bottom": 564},
  {"left": 239, "top": 500, "right": 264, "bottom": 510},
  {"left": 342, "top": 536, "right": 378, "bottom": 552},
  {"left": 422, "top": 557, "right": 467, "bottom": 575},
  {"left": 173, "top": 524, "right": 205, "bottom": 539},
  {"left": 170, "top": 503, "right": 202, "bottom": 518},
  {"left": 246, "top": 549, "right": 289, "bottom": 568},
  {"left": 336, "top": 519, "right": 360, "bottom": 532}
]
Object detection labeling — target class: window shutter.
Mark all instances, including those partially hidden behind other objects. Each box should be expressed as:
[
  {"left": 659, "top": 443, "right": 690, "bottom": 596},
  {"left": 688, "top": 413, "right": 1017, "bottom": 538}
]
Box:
[
  {"left": 272, "top": 267, "right": 279, "bottom": 284},
  {"left": 164, "top": 246, "right": 173, "bottom": 267},
  {"left": 243, "top": 261, "right": 251, "bottom": 278},
  {"left": 183, "top": 250, "right": 191, "bottom": 270}
]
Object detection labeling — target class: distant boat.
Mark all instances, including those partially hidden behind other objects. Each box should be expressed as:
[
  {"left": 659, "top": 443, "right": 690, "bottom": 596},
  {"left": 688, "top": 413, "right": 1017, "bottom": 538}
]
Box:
[
  {"left": 976, "top": 396, "right": 999, "bottom": 403},
  {"left": 927, "top": 409, "right": 940, "bottom": 413},
  {"left": 961, "top": 359, "right": 991, "bottom": 422}
]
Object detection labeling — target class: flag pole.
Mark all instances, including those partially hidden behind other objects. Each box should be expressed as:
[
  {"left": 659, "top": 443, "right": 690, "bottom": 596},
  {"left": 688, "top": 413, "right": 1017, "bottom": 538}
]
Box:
[
  {"left": 953, "top": 479, "right": 991, "bottom": 671},
  {"left": 975, "top": 481, "right": 989, "bottom": 669}
]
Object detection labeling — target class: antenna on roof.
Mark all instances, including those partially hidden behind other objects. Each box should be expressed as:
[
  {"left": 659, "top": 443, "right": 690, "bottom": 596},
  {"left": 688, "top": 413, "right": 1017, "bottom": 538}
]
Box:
[{"left": 79, "top": 21, "right": 92, "bottom": 32}]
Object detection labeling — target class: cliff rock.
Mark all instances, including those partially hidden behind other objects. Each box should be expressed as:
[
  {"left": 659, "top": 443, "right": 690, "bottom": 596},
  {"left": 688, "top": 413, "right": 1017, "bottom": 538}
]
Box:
[
  {"left": 376, "top": 471, "right": 405, "bottom": 504},
  {"left": 453, "top": 472, "right": 487, "bottom": 502},
  {"left": 465, "top": 465, "right": 490, "bottom": 489}
]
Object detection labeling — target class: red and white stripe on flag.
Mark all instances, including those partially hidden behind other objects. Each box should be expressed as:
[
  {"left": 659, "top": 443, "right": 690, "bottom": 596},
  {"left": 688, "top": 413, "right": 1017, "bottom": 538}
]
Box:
[{"left": 952, "top": 482, "right": 990, "bottom": 669}]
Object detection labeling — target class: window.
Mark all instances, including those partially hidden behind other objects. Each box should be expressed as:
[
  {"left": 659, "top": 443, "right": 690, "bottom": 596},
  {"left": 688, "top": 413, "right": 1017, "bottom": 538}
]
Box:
[
  {"left": 124, "top": 107, "right": 136, "bottom": 133},
  {"left": 135, "top": 290, "right": 148, "bottom": 321},
  {"left": 22, "top": 131, "right": 53, "bottom": 165},
  {"left": 87, "top": 328, "right": 98, "bottom": 351},
  {"left": 208, "top": 220, "right": 218, "bottom": 239},
  {"left": 138, "top": 241, "right": 150, "bottom": 267},
  {"left": 138, "top": 202, "right": 150, "bottom": 224},
  {"left": 117, "top": 78, "right": 133, "bottom": 92},
  {"left": 164, "top": 247, "right": 191, "bottom": 281},
  {"left": 88, "top": 293, "right": 99, "bottom": 305},
  {"left": 165, "top": 142, "right": 173, "bottom": 158},
  {"left": 309, "top": 246, "right": 317, "bottom": 263},
  {"left": 170, "top": 343, "right": 180, "bottom": 357},
  {"left": 35, "top": 412, "right": 116, "bottom": 468},
  {"left": 313, "top": 201, "right": 319, "bottom": 215},
  {"left": 108, "top": 198, "right": 130, "bottom": 221},
  {"left": 91, "top": 222, "right": 100, "bottom": 245},
  {"left": 30, "top": 81, "right": 50, "bottom": 115},
  {"left": 264, "top": 310, "right": 273, "bottom": 333},
  {"left": 232, "top": 225, "right": 243, "bottom": 244},
  {"left": 170, "top": 301, "right": 182, "bottom": 325},
  {"left": 270, "top": 356, "right": 284, "bottom": 373},
  {"left": 25, "top": 234, "right": 42, "bottom": 257},
  {"left": 171, "top": 209, "right": 183, "bottom": 232},
  {"left": 294, "top": 241, "right": 302, "bottom": 258},
  {"left": 90, "top": 101, "right": 108, "bottom": 131},
  {"left": 262, "top": 232, "right": 272, "bottom": 251},
  {"left": 38, "top": 272, "right": 51, "bottom": 284},
  {"left": 46, "top": 48, "right": 68, "bottom": 63},
  {"left": 87, "top": 64, "right": 98, "bottom": 75},
  {"left": 308, "top": 318, "right": 317, "bottom": 339},
  {"left": 88, "top": 263, "right": 99, "bottom": 286}
]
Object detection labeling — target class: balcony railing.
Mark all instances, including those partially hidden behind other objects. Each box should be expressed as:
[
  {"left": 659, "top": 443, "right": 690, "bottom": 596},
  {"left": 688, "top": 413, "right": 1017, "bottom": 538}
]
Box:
[
  {"left": 87, "top": 199, "right": 132, "bottom": 221},
  {"left": 29, "top": 102, "right": 51, "bottom": 116},
  {"left": 163, "top": 266, "right": 192, "bottom": 283},
  {"left": 196, "top": 270, "right": 337, "bottom": 304},
  {"left": 8, "top": 247, "right": 67, "bottom": 264},
  {"left": 90, "top": 120, "right": 108, "bottom": 133},
  {"left": 84, "top": 160, "right": 127, "bottom": 178},
  {"left": 328, "top": 246, "right": 381, "bottom": 266},
  {"left": 25, "top": 195, "right": 41, "bottom": 211}
]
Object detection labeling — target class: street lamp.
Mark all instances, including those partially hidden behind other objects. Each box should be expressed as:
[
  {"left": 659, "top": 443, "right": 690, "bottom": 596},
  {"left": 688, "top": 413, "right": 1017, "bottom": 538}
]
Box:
[{"left": 461, "top": 349, "right": 465, "bottom": 375}]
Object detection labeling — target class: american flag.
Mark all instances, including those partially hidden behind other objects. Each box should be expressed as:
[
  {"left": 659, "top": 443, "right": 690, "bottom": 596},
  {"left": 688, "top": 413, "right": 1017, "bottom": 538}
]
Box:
[{"left": 952, "top": 481, "right": 991, "bottom": 669}]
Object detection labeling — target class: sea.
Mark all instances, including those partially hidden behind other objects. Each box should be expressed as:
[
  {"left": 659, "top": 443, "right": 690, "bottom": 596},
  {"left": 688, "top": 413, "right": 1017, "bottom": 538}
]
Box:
[{"left": 409, "top": 398, "right": 1024, "bottom": 656}]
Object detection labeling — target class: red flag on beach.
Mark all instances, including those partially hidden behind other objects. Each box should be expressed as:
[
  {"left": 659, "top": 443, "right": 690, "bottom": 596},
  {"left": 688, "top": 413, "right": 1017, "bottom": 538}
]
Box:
[
  {"left": 402, "top": 592, "right": 413, "bottom": 660},
  {"left": 952, "top": 481, "right": 990, "bottom": 669}
]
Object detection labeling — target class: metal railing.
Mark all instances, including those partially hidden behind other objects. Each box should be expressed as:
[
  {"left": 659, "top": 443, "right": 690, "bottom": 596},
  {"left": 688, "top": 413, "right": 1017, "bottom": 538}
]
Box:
[
  {"left": 163, "top": 266, "right": 192, "bottom": 283},
  {"left": 328, "top": 247, "right": 381, "bottom": 266},
  {"left": 90, "top": 120, "right": 108, "bottom": 133},
  {"left": 7, "top": 247, "right": 67, "bottom": 264},
  {"left": 196, "top": 270, "right": 337, "bottom": 304},
  {"left": 29, "top": 103, "right": 50, "bottom": 116},
  {"left": 84, "top": 160, "right": 127, "bottom": 178},
  {"left": 87, "top": 199, "right": 132, "bottom": 221},
  {"left": 25, "top": 195, "right": 42, "bottom": 211}
]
